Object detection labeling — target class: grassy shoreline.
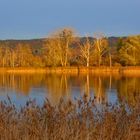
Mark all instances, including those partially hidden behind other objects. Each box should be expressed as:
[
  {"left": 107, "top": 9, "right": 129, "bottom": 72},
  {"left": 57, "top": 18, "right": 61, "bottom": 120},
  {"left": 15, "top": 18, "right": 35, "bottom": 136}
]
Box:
[{"left": 0, "top": 66, "right": 140, "bottom": 75}]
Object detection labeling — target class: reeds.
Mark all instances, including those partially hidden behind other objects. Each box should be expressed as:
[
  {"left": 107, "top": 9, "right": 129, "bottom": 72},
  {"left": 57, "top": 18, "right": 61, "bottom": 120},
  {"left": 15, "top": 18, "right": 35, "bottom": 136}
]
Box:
[{"left": 0, "top": 95, "right": 139, "bottom": 140}]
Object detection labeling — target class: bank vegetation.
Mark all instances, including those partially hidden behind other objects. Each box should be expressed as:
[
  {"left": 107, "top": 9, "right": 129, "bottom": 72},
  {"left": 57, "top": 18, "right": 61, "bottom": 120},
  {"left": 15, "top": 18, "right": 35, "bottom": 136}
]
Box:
[{"left": 0, "top": 95, "right": 139, "bottom": 140}]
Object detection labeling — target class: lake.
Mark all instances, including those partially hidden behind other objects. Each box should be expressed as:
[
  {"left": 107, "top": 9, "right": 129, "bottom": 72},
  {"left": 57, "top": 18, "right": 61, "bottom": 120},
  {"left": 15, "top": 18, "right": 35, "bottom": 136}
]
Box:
[{"left": 0, "top": 73, "right": 140, "bottom": 107}]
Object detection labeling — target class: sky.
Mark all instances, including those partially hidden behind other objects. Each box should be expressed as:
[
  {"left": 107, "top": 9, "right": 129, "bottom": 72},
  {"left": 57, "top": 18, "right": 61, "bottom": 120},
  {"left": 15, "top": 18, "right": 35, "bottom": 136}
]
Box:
[{"left": 0, "top": 0, "right": 140, "bottom": 39}]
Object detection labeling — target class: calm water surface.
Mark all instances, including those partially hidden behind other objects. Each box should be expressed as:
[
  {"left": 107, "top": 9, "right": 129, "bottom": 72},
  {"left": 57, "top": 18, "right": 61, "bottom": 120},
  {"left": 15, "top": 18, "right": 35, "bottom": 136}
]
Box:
[{"left": 0, "top": 73, "right": 140, "bottom": 107}]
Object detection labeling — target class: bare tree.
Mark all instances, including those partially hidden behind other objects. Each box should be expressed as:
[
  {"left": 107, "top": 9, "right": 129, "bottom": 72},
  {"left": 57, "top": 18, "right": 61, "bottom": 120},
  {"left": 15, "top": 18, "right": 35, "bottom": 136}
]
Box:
[
  {"left": 93, "top": 33, "right": 109, "bottom": 67},
  {"left": 46, "top": 28, "right": 75, "bottom": 67},
  {"left": 79, "top": 37, "right": 93, "bottom": 67},
  {"left": 59, "top": 28, "right": 75, "bottom": 66}
]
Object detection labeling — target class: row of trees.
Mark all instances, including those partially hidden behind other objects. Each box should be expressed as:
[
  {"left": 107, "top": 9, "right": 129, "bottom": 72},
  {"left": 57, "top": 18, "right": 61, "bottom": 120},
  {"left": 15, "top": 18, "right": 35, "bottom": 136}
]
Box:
[
  {"left": 0, "top": 28, "right": 140, "bottom": 67},
  {"left": 45, "top": 29, "right": 112, "bottom": 67},
  {"left": 0, "top": 44, "right": 45, "bottom": 67}
]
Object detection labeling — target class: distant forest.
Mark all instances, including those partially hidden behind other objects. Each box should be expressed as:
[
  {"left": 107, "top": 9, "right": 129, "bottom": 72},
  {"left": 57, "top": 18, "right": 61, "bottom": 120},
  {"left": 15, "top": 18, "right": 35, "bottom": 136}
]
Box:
[{"left": 0, "top": 28, "right": 140, "bottom": 67}]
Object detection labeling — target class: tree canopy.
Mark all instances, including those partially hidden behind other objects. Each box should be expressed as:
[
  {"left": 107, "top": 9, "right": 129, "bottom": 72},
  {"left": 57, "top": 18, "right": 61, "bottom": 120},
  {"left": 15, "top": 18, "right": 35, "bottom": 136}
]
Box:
[{"left": 0, "top": 28, "right": 139, "bottom": 67}]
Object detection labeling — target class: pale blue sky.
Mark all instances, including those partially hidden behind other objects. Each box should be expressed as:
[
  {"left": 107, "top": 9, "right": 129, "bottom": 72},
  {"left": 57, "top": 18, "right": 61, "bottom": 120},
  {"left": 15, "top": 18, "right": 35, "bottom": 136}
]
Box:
[{"left": 0, "top": 0, "right": 140, "bottom": 39}]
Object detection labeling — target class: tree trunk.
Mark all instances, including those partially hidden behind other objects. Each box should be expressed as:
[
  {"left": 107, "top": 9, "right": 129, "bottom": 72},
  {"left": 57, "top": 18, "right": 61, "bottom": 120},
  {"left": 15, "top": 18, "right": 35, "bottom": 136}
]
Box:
[
  {"left": 109, "top": 53, "right": 112, "bottom": 68},
  {"left": 98, "top": 55, "right": 101, "bottom": 67},
  {"left": 97, "top": 39, "right": 101, "bottom": 67},
  {"left": 64, "top": 41, "right": 69, "bottom": 67},
  {"left": 87, "top": 58, "right": 89, "bottom": 67},
  {"left": 2, "top": 58, "right": 5, "bottom": 67},
  {"left": 12, "top": 51, "right": 15, "bottom": 67}
]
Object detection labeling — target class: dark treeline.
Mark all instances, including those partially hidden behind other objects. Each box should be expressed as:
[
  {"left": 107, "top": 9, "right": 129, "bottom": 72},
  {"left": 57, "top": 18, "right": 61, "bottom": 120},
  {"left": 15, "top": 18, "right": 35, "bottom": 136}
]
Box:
[{"left": 0, "top": 28, "right": 140, "bottom": 67}]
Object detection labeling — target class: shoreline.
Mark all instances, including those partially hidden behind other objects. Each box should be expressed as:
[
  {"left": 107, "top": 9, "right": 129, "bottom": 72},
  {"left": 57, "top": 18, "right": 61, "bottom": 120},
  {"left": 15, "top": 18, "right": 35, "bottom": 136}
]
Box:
[{"left": 0, "top": 66, "right": 139, "bottom": 75}]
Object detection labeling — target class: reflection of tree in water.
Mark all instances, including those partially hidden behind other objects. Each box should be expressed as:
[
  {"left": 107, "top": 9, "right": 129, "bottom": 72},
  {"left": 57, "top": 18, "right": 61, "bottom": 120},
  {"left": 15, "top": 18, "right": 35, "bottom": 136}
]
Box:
[
  {"left": 85, "top": 74, "right": 90, "bottom": 97},
  {"left": 80, "top": 74, "right": 90, "bottom": 99},
  {"left": 78, "top": 74, "right": 119, "bottom": 104},
  {"left": 117, "top": 77, "right": 140, "bottom": 106},
  {"left": 0, "top": 73, "right": 140, "bottom": 106},
  {"left": 0, "top": 73, "right": 46, "bottom": 95},
  {"left": 45, "top": 74, "right": 70, "bottom": 105},
  {"left": 92, "top": 76, "right": 108, "bottom": 103}
]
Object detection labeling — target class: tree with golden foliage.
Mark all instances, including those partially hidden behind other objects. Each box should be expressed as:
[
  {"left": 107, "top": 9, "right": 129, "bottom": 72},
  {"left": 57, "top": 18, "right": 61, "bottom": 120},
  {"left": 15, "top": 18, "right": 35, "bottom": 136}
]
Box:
[
  {"left": 46, "top": 28, "right": 75, "bottom": 67},
  {"left": 45, "top": 38, "right": 62, "bottom": 66},
  {"left": 93, "top": 33, "right": 109, "bottom": 66}
]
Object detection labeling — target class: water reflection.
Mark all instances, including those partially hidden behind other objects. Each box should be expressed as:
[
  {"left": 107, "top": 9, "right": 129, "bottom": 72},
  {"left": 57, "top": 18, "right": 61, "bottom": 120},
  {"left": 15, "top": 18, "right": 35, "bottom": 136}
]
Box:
[
  {"left": 45, "top": 74, "right": 70, "bottom": 104},
  {"left": 0, "top": 73, "right": 45, "bottom": 95},
  {"left": 117, "top": 77, "right": 140, "bottom": 106},
  {"left": 0, "top": 73, "right": 140, "bottom": 106}
]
